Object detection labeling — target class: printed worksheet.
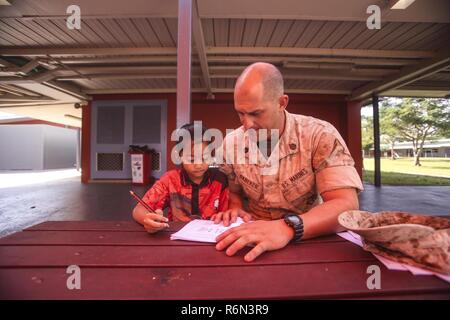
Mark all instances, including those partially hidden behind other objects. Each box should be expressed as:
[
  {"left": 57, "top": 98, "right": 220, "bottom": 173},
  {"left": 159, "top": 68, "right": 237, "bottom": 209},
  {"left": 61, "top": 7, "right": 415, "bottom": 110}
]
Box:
[{"left": 170, "top": 217, "right": 245, "bottom": 243}]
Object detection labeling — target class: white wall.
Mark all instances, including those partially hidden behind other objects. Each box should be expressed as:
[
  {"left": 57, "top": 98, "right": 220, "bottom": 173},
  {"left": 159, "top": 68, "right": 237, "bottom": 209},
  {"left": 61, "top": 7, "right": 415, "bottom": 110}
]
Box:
[
  {"left": 43, "top": 126, "right": 77, "bottom": 169},
  {"left": 0, "top": 125, "right": 44, "bottom": 170},
  {"left": 0, "top": 124, "right": 77, "bottom": 170}
]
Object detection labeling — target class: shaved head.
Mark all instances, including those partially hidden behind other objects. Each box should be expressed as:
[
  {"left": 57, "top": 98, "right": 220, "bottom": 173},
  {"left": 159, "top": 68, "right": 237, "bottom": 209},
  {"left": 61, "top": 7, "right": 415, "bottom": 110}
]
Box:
[
  {"left": 233, "top": 62, "right": 289, "bottom": 135},
  {"left": 235, "top": 62, "right": 284, "bottom": 103}
]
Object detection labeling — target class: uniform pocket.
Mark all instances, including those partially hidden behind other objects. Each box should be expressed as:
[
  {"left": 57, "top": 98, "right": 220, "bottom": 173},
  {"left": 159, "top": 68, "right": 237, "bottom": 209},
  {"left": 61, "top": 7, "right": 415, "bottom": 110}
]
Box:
[
  {"left": 281, "top": 172, "right": 318, "bottom": 211},
  {"left": 236, "top": 172, "right": 262, "bottom": 201}
]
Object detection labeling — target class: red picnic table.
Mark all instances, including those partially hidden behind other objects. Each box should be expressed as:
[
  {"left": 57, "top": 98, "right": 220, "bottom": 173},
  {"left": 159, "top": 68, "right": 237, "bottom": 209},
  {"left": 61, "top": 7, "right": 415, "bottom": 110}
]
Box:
[{"left": 0, "top": 220, "right": 449, "bottom": 299}]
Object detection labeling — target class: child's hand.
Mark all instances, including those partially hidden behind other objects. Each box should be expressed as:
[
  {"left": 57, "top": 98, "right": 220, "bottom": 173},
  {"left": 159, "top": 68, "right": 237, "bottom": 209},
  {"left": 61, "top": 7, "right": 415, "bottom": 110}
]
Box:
[
  {"left": 143, "top": 209, "right": 169, "bottom": 233},
  {"left": 211, "top": 208, "right": 252, "bottom": 227}
]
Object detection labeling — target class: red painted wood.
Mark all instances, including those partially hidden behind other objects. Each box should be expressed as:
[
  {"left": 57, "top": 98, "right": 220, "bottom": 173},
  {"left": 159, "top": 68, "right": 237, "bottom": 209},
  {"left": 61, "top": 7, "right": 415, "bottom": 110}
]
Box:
[
  {"left": 0, "top": 229, "right": 210, "bottom": 246},
  {"left": 85, "top": 92, "right": 363, "bottom": 176},
  {"left": 81, "top": 102, "right": 91, "bottom": 183},
  {"left": 1, "top": 221, "right": 448, "bottom": 299},
  {"left": 0, "top": 229, "right": 344, "bottom": 246},
  {"left": 0, "top": 241, "right": 374, "bottom": 267},
  {"left": 0, "top": 263, "right": 448, "bottom": 300},
  {"left": 355, "top": 293, "right": 450, "bottom": 300},
  {"left": 24, "top": 220, "right": 145, "bottom": 232},
  {"left": 16, "top": 221, "right": 345, "bottom": 244}
]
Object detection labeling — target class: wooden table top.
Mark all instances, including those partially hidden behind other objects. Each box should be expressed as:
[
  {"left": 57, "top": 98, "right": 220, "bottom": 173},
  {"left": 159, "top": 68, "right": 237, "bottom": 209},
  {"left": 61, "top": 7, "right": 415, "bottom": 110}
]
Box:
[{"left": 0, "top": 221, "right": 449, "bottom": 299}]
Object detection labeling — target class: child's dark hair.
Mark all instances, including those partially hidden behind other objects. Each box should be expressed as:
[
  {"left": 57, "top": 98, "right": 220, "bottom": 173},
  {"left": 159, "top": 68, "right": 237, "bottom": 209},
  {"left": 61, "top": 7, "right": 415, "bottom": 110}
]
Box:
[
  {"left": 177, "top": 122, "right": 209, "bottom": 144},
  {"left": 176, "top": 122, "right": 212, "bottom": 158}
]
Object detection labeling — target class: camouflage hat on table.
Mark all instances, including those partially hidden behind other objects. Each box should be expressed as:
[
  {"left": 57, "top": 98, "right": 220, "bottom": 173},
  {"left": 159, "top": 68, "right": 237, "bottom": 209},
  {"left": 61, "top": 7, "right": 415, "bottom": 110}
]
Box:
[{"left": 338, "top": 210, "right": 450, "bottom": 275}]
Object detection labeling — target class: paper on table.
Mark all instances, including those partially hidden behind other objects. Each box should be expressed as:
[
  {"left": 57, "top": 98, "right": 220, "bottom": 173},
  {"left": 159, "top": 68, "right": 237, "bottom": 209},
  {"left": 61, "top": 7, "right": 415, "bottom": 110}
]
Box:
[
  {"left": 403, "top": 264, "right": 434, "bottom": 276},
  {"left": 373, "top": 254, "right": 409, "bottom": 271},
  {"left": 337, "top": 231, "right": 363, "bottom": 247},
  {"left": 337, "top": 231, "right": 450, "bottom": 283},
  {"left": 170, "top": 217, "right": 245, "bottom": 243},
  {"left": 435, "top": 273, "right": 450, "bottom": 283}
]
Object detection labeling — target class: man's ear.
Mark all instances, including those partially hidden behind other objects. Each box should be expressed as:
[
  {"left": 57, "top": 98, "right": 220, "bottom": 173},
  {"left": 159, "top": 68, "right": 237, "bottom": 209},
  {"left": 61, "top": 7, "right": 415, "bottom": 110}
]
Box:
[{"left": 279, "top": 94, "right": 289, "bottom": 111}]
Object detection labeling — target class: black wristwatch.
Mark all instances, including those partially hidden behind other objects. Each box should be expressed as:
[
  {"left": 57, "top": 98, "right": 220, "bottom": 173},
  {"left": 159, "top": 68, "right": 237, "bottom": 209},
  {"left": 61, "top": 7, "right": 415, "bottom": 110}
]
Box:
[{"left": 283, "top": 213, "right": 304, "bottom": 243}]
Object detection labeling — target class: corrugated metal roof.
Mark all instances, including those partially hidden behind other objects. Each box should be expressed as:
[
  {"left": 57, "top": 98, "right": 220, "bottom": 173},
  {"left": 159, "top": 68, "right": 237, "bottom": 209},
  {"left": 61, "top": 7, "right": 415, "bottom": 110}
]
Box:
[{"left": 0, "top": 0, "right": 449, "bottom": 102}]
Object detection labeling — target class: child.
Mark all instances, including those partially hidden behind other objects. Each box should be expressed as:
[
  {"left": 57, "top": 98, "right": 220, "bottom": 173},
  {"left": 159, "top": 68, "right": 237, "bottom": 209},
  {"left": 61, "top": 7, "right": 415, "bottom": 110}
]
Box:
[{"left": 132, "top": 123, "right": 229, "bottom": 233}]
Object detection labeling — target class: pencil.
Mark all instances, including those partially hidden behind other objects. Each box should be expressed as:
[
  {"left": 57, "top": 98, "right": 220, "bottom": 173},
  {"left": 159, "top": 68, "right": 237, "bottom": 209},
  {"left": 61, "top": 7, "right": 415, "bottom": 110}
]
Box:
[{"left": 129, "top": 190, "right": 156, "bottom": 214}]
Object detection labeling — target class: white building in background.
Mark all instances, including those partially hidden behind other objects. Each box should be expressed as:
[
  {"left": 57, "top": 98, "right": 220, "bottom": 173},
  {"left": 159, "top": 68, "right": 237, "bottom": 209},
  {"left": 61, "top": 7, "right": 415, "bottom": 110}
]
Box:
[
  {"left": 0, "top": 122, "right": 79, "bottom": 170},
  {"left": 369, "top": 138, "right": 450, "bottom": 158}
]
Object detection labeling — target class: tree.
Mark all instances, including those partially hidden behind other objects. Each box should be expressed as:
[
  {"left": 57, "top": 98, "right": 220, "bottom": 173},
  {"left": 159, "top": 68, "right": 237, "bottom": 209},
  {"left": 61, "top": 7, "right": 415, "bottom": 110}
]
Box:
[
  {"left": 361, "top": 114, "right": 373, "bottom": 158},
  {"left": 380, "top": 102, "right": 401, "bottom": 160},
  {"left": 380, "top": 98, "right": 450, "bottom": 166}
]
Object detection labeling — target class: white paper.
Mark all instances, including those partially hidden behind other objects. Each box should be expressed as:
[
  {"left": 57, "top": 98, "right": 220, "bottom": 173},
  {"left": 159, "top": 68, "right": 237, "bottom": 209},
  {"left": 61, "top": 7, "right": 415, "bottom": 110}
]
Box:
[
  {"left": 170, "top": 217, "right": 245, "bottom": 243},
  {"left": 435, "top": 273, "right": 450, "bottom": 283},
  {"left": 348, "top": 231, "right": 363, "bottom": 241},
  {"left": 404, "top": 264, "right": 435, "bottom": 276},
  {"left": 373, "top": 254, "right": 409, "bottom": 271},
  {"left": 337, "top": 231, "right": 450, "bottom": 283},
  {"left": 337, "top": 231, "right": 364, "bottom": 247}
]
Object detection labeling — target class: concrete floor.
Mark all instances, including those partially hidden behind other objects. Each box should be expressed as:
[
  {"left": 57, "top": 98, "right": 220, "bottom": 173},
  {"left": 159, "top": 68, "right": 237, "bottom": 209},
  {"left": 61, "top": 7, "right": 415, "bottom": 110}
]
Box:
[{"left": 0, "top": 177, "right": 449, "bottom": 238}]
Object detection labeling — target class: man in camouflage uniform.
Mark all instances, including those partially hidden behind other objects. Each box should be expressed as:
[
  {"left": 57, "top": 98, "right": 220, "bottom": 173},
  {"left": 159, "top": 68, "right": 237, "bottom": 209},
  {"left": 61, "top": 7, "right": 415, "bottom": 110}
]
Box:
[{"left": 213, "top": 62, "right": 364, "bottom": 262}]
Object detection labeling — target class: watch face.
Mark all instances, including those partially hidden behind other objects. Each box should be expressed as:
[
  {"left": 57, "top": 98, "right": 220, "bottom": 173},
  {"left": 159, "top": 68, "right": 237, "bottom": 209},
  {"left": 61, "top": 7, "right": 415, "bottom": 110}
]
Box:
[{"left": 287, "top": 215, "right": 300, "bottom": 224}]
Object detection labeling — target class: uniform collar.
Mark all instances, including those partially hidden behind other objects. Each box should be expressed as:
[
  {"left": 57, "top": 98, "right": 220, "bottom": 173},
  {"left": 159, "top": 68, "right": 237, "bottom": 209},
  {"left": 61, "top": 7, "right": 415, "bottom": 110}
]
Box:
[
  {"left": 278, "top": 110, "right": 300, "bottom": 159},
  {"left": 180, "top": 167, "right": 211, "bottom": 187},
  {"left": 242, "top": 110, "right": 299, "bottom": 164}
]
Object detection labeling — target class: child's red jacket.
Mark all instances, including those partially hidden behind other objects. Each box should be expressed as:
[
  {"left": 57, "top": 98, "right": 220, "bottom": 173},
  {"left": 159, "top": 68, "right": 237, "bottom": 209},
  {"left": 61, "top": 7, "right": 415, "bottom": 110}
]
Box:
[{"left": 142, "top": 168, "right": 229, "bottom": 221}]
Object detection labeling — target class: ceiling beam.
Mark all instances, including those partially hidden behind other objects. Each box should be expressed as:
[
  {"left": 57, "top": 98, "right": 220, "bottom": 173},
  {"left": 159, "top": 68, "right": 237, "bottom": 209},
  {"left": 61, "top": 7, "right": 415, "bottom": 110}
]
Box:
[
  {"left": 0, "top": 101, "right": 77, "bottom": 108},
  {"left": 0, "top": 47, "right": 178, "bottom": 57},
  {"left": 44, "top": 80, "right": 91, "bottom": 101},
  {"left": 0, "top": 47, "right": 433, "bottom": 59},
  {"left": 382, "top": 89, "right": 450, "bottom": 98},
  {"left": 50, "top": 55, "right": 417, "bottom": 67},
  {"left": 0, "top": 94, "right": 54, "bottom": 102},
  {"left": 0, "top": 57, "right": 15, "bottom": 68},
  {"left": 1, "top": 58, "right": 41, "bottom": 75},
  {"left": 83, "top": 88, "right": 351, "bottom": 95},
  {"left": 0, "top": 83, "right": 41, "bottom": 96},
  {"left": 192, "top": 0, "right": 213, "bottom": 98},
  {"left": 207, "top": 47, "right": 434, "bottom": 59},
  {"left": 349, "top": 48, "right": 450, "bottom": 100},
  {"left": 56, "top": 67, "right": 384, "bottom": 81}
]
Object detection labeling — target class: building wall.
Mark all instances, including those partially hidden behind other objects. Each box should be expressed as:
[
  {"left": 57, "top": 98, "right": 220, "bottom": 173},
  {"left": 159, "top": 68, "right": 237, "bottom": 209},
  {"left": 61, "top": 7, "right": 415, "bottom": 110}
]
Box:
[
  {"left": 83, "top": 93, "right": 363, "bottom": 181},
  {"left": 372, "top": 147, "right": 450, "bottom": 158},
  {"left": 43, "top": 125, "right": 78, "bottom": 169},
  {"left": 0, "top": 124, "right": 77, "bottom": 170},
  {"left": 441, "top": 147, "right": 450, "bottom": 157},
  {"left": 0, "top": 119, "right": 79, "bottom": 130},
  {"left": 0, "top": 125, "right": 44, "bottom": 170}
]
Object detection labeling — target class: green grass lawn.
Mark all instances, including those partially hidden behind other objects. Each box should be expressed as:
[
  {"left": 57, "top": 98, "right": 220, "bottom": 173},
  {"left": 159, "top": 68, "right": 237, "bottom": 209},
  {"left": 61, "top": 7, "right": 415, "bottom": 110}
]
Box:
[{"left": 363, "top": 157, "right": 450, "bottom": 186}]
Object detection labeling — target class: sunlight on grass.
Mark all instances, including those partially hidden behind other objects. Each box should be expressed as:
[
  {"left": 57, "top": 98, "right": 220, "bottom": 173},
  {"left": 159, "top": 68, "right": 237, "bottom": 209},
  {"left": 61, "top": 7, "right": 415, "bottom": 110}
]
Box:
[{"left": 363, "top": 157, "right": 450, "bottom": 185}]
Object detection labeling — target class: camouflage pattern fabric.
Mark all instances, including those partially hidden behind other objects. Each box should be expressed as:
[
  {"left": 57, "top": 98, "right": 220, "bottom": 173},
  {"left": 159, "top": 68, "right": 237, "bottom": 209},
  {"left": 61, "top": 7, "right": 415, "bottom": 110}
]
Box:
[
  {"left": 220, "top": 110, "right": 364, "bottom": 220},
  {"left": 339, "top": 210, "right": 450, "bottom": 275}
]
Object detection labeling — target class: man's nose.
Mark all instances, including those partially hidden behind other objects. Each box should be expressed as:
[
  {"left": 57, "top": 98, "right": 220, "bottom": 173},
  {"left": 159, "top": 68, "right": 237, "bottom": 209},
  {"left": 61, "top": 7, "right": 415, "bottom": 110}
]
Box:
[{"left": 241, "top": 116, "right": 254, "bottom": 131}]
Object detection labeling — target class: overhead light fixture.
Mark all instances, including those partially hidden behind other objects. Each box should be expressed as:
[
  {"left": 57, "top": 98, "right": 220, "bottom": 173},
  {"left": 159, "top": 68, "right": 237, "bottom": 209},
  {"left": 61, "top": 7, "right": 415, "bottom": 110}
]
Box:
[{"left": 391, "top": 0, "right": 416, "bottom": 10}]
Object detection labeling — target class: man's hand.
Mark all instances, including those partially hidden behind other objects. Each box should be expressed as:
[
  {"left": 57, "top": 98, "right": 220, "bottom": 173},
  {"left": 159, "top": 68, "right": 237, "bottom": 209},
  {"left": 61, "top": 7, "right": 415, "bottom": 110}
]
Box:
[
  {"left": 142, "top": 209, "right": 169, "bottom": 233},
  {"left": 215, "top": 219, "right": 294, "bottom": 262},
  {"left": 210, "top": 208, "right": 252, "bottom": 226}
]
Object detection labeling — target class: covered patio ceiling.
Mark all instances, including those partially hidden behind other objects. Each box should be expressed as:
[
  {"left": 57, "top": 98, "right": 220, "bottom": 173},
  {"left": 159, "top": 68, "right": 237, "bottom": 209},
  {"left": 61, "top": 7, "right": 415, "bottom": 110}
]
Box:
[{"left": 0, "top": 0, "right": 449, "bottom": 127}]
